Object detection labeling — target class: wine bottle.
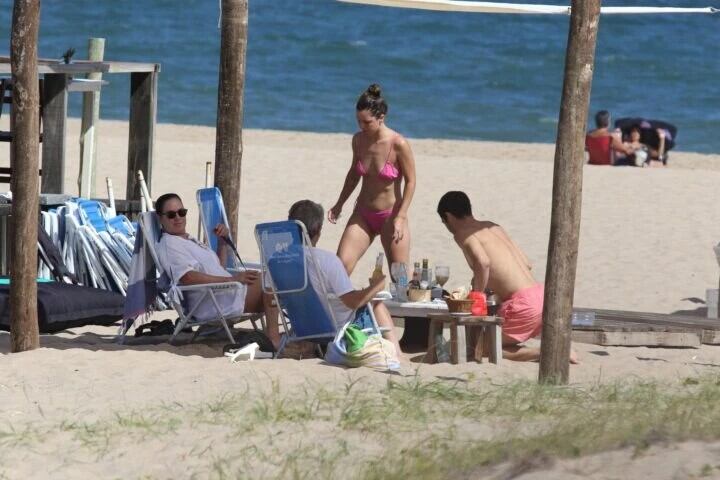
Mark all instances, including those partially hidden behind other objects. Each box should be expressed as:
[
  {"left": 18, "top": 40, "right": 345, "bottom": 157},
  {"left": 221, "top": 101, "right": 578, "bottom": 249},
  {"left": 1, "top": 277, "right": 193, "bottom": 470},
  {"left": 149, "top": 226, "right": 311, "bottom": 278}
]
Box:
[{"left": 421, "top": 258, "right": 430, "bottom": 287}]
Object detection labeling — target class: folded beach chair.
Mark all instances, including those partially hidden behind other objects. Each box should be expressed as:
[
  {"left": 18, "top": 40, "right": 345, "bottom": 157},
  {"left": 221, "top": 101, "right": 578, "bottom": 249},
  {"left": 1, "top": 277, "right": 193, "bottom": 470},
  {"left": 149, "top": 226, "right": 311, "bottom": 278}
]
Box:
[
  {"left": 254, "top": 220, "right": 383, "bottom": 358},
  {"left": 122, "top": 211, "right": 263, "bottom": 344}
]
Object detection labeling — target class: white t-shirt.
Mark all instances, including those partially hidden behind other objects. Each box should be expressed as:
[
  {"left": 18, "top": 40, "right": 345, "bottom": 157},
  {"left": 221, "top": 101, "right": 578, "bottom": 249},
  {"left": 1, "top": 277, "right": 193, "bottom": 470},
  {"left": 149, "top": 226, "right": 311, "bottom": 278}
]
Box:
[
  {"left": 157, "top": 233, "right": 246, "bottom": 322},
  {"left": 306, "top": 247, "right": 355, "bottom": 328}
]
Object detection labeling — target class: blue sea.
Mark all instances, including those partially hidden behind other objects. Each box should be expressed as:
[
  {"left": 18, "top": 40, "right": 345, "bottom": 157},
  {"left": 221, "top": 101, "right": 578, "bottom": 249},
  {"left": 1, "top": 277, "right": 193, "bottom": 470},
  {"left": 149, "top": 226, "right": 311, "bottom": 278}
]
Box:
[{"left": 1, "top": 0, "right": 718, "bottom": 152}]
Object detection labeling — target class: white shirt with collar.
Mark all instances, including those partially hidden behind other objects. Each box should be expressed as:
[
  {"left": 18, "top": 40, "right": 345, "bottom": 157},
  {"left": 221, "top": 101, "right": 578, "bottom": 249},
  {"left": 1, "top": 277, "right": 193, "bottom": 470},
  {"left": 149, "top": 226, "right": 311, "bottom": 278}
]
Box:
[{"left": 157, "top": 232, "right": 246, "bottom": 322}]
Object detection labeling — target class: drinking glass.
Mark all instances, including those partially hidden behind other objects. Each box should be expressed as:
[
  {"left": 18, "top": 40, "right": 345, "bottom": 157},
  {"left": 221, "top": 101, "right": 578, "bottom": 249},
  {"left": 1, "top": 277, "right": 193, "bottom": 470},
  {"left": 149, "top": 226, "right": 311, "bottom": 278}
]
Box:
[{"left": 434, "top": 265, "right": 450, "bottom": 287}]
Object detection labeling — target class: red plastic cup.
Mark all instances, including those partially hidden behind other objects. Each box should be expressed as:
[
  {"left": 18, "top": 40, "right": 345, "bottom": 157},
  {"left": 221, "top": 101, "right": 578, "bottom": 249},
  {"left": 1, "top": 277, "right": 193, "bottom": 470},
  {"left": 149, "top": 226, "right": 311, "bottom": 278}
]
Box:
[{"left": 468, "top": 291, "right": 487, "bottom": 316}]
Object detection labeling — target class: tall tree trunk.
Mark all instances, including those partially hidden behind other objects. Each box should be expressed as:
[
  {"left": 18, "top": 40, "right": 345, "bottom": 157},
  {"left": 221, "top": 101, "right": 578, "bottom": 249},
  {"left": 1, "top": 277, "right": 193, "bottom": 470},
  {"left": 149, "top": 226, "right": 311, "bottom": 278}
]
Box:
[
  {"left": 10, "top": 0, "right": 41, "bottom": 352},
  {"left": 539, "top": 0, "right": 601, "bottom": 384},
  {"left": 214, "top": 0, "right": 248, "bottom": 239}
]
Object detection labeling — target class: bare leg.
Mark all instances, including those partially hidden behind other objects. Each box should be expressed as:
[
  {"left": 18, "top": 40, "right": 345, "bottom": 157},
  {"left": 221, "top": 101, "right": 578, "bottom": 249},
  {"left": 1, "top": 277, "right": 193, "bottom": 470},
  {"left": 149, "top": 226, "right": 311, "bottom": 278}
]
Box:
[
  {"left": 243, "top": 280, "right": 263, "bottom": 312},
  {"left": 336, "top": 212, "right": 374, "bottom": 275},
  {"left": 380, "top": 214, "right": 411, "bottom": 276},
  {"left": 372, "top": 302, "right": 403, "bottom": 357},
  {"left": 262, "top": 293, "right": 281, "bottom": 349},
  {"left": 502, "top": 334, "right": 580, "bottom": 364},
  {"left": 243, "top": 282, "right": 281, "bottom": 349},
  {"left": 502, "top": 343, "right": 541, "bottom": 362}
]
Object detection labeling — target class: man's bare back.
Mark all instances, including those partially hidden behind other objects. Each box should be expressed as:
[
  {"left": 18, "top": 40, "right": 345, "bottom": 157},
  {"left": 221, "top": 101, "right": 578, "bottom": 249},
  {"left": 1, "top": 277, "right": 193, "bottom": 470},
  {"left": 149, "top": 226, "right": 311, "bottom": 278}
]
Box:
[{"left": 453, "top": 220, "right": 536, "bottom": 301}]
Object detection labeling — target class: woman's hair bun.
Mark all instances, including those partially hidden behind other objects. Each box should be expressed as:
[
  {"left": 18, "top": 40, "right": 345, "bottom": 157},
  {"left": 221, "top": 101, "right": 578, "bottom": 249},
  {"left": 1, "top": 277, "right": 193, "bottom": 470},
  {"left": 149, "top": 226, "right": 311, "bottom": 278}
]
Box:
[{"left": 366, "top": 83, "right": 382, "bottom": 98}]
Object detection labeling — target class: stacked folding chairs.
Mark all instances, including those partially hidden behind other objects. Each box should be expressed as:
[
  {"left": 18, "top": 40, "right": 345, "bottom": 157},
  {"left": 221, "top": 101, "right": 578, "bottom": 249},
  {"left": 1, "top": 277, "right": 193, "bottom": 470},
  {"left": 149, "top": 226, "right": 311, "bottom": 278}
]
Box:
[{"left": 38, "top": 199, "right": 137, "bottom": 295}]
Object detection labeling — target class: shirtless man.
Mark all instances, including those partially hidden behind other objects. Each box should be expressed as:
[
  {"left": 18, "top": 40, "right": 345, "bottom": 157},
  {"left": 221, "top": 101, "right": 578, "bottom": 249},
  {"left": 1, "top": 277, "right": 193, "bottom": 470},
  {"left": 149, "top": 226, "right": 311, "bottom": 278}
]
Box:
[{"left": 437, "top": 191, "right": 578, "bottom": 363}]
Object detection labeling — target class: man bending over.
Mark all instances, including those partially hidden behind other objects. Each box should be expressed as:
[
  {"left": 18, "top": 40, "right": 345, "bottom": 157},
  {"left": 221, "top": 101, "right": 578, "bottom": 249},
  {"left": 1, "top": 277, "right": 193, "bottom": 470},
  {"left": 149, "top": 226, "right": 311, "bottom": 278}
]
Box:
[{"left": 437, "top": 191, "right": 578, "bottom": 363}]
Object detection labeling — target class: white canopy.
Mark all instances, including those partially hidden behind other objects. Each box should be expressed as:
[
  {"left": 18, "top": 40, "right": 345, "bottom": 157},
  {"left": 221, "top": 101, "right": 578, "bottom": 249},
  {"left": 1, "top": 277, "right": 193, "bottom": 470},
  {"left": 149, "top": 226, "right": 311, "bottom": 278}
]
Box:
[{"left": 337, "top": 0, "right": 718, "bottom": 15}]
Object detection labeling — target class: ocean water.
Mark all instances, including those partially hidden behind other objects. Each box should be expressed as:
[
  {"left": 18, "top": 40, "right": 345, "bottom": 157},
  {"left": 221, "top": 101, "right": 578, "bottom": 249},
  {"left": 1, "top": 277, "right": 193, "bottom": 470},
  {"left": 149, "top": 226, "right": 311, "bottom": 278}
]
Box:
[{"left": 1, "top": 0, "right": 718, "bottom": 153}]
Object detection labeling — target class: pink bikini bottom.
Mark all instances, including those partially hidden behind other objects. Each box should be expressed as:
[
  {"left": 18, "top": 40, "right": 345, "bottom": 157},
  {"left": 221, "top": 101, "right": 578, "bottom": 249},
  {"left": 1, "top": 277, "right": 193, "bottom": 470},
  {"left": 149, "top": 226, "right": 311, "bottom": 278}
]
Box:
[{"left": 357, "top": 205, "right": 394, "bottom": 235}]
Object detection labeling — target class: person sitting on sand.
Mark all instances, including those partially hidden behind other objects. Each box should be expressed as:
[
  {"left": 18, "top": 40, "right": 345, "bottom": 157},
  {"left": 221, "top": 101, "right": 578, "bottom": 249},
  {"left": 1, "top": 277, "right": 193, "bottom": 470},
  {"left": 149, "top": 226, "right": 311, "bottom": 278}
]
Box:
[
  {"left": 263, "top": 199, "right": 403, "bottom": 356},
  {"left": 586, "top": 110, "right": 632, "bottom": 166},
  {"left": 154, "top": 193, "right": 275, "bottom": 337},
  {"left": 437, "top": 191, "right": 578, "bottom": 363},
  {"left": 622, "top": 125, "right": 650, "bottom": 167}
]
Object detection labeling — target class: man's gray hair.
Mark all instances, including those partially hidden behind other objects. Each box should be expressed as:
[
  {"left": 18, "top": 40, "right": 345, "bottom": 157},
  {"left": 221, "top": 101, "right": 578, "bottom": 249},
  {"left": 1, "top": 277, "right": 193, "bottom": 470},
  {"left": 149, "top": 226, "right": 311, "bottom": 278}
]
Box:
[{"left": 288, "top": 200, "right": 324, "bottom": 238}]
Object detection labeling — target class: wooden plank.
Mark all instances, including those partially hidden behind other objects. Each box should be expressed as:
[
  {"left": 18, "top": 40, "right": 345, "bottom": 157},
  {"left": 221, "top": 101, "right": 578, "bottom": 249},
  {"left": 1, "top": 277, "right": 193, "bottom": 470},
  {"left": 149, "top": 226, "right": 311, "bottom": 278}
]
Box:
[
  {"left": 79, "top": 38, "right": 105, "bottom": 198},
  {"left": 41, "top": 73, "right": 68, "bottom": 193},
  {"left": 572, "top": 330, "right": 700, "bottom": 347},
  {"left": 575, "top": 307, "right": 720, "bottom": 330},
  {"left": 574, "top": 307, "right": 720, "bottom": 345},
  {"left": 0, "top": 56, "right": 160, "bottom": 75},
  {"left": 126, "top": 71, "right": 157, "bottom": 201}
]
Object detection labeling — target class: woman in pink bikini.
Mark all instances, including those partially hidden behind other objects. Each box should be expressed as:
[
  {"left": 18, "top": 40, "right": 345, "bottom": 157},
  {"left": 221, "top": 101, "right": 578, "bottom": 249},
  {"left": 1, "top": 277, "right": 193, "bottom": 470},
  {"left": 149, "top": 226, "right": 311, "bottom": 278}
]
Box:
[{"left": 328, "top": 84, "right": 417, "bottom": 274}]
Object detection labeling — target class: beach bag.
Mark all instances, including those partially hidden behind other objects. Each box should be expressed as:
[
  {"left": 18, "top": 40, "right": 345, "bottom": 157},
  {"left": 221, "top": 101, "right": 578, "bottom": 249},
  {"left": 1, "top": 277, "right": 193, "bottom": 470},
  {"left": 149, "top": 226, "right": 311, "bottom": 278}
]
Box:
[{"left": 325, "top": 316, "right": 400, "bottom": 371}]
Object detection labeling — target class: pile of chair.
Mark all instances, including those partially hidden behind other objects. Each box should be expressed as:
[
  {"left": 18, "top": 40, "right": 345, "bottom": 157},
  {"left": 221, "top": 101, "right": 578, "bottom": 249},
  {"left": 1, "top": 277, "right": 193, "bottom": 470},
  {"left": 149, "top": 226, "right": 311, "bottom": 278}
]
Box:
[{"left": 38, "top": 199, "right": 136, "bottom": 295}]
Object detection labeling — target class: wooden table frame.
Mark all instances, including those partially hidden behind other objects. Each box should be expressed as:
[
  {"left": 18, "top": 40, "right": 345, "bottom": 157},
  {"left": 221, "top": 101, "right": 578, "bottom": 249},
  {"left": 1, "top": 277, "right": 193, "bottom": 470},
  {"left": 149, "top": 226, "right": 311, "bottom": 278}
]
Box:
[
  {"left": 0, "top": 56, "right": 160, "bottom": 201},
  {"left": 428, "top": 313, "right": 504, "bottom": 365}
]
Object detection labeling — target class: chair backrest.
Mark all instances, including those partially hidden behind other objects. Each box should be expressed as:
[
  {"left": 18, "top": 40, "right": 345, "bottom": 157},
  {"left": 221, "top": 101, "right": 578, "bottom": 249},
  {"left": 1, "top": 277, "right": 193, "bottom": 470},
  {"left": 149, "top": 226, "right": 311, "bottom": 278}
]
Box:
[
  {"left": 255, "top": 220, "right": 337, "bottom": 340},
  {"left": 585, "top": 134, "right": 613, "bottom": 165},
  {"left": 196, "top": 187, "right": 238, "bottom": 271}
]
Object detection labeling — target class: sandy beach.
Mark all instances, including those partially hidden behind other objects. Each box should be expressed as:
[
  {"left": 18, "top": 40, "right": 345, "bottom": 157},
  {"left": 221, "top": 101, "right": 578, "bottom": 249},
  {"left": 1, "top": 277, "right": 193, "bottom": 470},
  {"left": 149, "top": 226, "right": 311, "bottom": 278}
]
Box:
[{"left": 2, "top": 119, "right": 720, "bottom": 479}]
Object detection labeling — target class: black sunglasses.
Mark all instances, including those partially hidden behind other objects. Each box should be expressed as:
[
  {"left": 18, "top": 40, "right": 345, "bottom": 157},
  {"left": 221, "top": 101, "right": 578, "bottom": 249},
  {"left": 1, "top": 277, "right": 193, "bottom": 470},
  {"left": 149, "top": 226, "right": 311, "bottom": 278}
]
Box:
[{"left": 160, "top": 208, "right": 188, "bottom": 219}]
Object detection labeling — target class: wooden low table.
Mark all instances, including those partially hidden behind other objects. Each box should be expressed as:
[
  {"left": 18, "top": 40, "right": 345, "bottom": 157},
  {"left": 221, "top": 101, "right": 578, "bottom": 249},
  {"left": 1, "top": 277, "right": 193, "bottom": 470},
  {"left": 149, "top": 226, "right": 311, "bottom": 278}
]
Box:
[
  {"left": 384, "top": 299, "right": 448, "bottom": 352},
  {"left": 427, "top": 313, "right": 504, "bottom": 365}
]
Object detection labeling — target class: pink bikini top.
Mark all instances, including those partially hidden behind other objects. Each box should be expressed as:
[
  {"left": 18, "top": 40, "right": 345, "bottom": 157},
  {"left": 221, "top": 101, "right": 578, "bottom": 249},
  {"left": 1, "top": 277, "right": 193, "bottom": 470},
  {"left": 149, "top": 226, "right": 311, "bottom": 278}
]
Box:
[{"left": 355, "top": 135, "right": 401, "bottom": 181}]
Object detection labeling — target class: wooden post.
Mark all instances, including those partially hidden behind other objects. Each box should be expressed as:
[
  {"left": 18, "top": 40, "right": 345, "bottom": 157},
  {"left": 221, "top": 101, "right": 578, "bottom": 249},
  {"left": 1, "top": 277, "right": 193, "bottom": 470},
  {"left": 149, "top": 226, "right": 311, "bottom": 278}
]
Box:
[
  {"left": 126, "top": 71, "right": 157, "bottom": 202},
  {"left": 214, "top": 0, "right": 248, "bottom": 240},
  {"left": 539, "top": 0, "right": 601, "bottom": 384},
  {"left": 9, "top": 0, "right": 41, "bottom": 352},
  {"left": 78, "top": 37, "right": 105, "bottom": 197},
  {"left": 40, "top": 73, "right": 68, "bottom": 193}
]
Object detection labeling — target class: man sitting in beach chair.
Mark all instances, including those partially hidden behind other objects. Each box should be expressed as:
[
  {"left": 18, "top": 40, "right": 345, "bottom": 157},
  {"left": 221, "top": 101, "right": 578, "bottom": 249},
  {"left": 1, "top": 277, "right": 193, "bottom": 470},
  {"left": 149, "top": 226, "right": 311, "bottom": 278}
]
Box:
[
  {"left": 262, "top": 199, "right": 402, "bottom": 355},
  {"left": 154, "top": 193, "right": 271, "bottom": 334},
  {"left": 437, "top": 191, "right": 578, "bottom": 363}
]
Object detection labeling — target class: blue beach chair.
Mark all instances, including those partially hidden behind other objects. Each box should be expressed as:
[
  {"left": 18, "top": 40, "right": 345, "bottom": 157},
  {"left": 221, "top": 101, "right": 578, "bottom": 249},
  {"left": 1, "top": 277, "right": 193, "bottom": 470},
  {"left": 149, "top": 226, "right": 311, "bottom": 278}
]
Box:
[
  {"left": 254, "top": 220, "right": 382, "bottom": 358},
  {"left": 196, "top": 187, "right": 244, "bottom": 272}
]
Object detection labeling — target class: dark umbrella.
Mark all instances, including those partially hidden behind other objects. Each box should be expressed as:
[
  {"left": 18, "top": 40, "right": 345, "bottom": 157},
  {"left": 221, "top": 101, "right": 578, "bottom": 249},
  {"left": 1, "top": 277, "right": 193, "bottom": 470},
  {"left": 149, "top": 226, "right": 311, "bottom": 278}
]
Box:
[{"left": 614, "top": 117, "right": 678, "bottom": 152}]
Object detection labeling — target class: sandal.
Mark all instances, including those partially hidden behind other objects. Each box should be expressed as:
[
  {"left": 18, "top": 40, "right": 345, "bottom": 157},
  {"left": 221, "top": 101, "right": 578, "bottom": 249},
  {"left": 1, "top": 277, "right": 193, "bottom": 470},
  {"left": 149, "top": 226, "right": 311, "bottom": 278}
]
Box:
[{"left": 134, "top": 319, "right": 175, "bottom": 337}]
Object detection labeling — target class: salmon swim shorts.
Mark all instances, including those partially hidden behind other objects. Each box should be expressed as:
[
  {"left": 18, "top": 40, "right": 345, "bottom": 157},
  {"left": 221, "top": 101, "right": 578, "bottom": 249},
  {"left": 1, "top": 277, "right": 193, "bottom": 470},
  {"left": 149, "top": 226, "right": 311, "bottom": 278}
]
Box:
[{"left": 498, "top": 283, "right": 544, "bottom": 344}]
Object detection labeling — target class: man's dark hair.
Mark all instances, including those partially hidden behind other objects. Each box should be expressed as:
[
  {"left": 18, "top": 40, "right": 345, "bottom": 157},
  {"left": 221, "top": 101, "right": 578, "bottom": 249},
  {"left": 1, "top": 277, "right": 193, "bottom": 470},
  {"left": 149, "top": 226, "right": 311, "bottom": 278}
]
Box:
[
  {"left": 288, "top": 200, "right": 324, "bottom": 238},
  {"left": 155, "top": 193, "right": 182, "bottom": 214},
  {"left": 437, "top": 191, "right": 472, "bottom": 220},
  {"left": 595, "top": 110, "right": 610, "bottom": 128}
]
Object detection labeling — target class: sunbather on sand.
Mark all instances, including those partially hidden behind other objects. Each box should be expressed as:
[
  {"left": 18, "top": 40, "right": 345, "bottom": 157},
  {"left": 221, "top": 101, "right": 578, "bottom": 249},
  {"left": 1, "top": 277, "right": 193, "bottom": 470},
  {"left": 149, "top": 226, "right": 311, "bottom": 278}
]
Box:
[
  {"left": 437, "top": 191, "right": 578, "bottom": 363},
  {"left": 264, "top": 199, "right": 403, "bottom": 356},
  {"left": 154, "top": 193, "right": 274, "bottom": 331}
]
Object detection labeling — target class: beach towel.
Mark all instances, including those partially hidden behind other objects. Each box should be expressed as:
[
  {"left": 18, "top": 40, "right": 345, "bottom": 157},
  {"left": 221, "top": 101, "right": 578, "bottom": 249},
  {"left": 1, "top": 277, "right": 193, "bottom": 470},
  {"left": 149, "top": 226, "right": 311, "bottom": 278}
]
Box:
[{"left": 122, "top": 225, "right": 169, "bottom": 330}]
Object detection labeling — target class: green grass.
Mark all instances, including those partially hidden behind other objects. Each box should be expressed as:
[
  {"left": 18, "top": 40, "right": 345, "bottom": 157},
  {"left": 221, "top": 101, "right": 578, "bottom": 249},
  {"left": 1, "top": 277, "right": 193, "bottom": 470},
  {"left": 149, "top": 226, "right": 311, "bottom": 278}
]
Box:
[{"left": 4, "top": 374, "right": 720, "bottom": 479}]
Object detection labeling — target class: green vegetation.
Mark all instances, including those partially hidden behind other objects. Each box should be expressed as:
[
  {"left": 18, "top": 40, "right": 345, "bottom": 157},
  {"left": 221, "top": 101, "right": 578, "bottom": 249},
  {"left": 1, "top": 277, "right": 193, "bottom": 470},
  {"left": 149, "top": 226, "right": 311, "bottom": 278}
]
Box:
[{"left": 3, "top": 374, "right": 720, "bottom": 479}]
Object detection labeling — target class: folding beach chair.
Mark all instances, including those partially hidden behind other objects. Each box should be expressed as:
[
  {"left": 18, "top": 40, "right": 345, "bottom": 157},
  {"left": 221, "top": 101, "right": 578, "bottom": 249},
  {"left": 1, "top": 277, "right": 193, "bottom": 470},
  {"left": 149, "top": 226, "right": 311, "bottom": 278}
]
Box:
[
  {"left": 126, "top": 212, "right": 262, "bottom": 344},
  {"left": 254, "top": 220, "right": 383, "bottom": 358},
  {"left": 196, "top": 187, "right": 246, "bottom": 271}
]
